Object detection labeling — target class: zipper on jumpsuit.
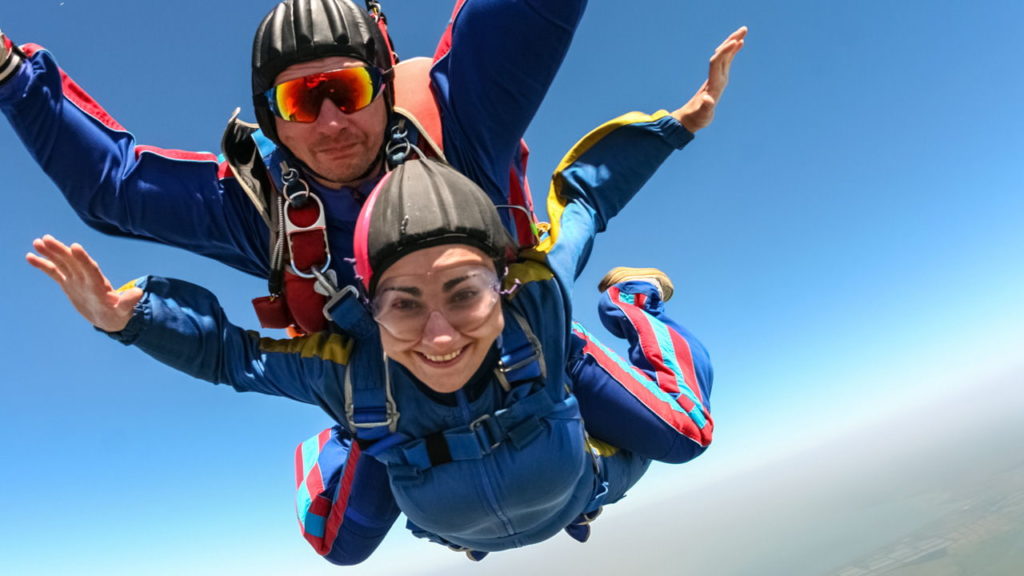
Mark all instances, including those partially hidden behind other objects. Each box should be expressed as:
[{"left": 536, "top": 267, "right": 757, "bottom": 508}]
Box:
[{"left": 455, "top": 388, "right": 516, "bottom": 537}]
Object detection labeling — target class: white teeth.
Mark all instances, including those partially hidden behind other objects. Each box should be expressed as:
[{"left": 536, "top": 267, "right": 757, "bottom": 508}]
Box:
[{"left": 424, "top": 349, "right": 463, "bottom": 362}]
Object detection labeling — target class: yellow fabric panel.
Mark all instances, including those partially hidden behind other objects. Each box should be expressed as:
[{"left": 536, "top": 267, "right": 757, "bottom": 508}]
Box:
[
  {"left": 116, "top": 278, "right": 143, "bottom": 293},
  {"left": 257, "top": 331, "right": 354, "bottom": 365},
  {"left": 503, "top": 258, "right": 554, "bottom": 292},
  {"left": 586, "top": 435, "right": 620, "bottom": 457},
  {"left": 537, "top": 110, "right": 672, "bottom": 255}
]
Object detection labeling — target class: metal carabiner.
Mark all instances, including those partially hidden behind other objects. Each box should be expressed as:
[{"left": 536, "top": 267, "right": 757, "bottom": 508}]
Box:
[
  {"left": 284, "top": 192, "right": 331, "bottom": 279},
  {"left": 281, "top": 165, "right": 313, "bottom": 207}
]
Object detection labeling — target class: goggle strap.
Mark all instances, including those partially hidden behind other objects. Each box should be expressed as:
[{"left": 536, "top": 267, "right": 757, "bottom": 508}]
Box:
[{"left": 365, "top": 0, "right": 399, "bottom": 67}]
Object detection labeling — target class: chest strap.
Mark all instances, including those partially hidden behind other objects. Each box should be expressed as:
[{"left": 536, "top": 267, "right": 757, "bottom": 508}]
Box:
[
  {"left": 322, "top": 288, "right": 399, "bottom": 443},
  {"left": 494, "top": 304, "right": 546, "bottom": 390},
  {"left": 375, "top": 389, "right": 561, "bottom": 471},
  {"left": 251, "top": 161, "right": 338, "bottom": 335}
]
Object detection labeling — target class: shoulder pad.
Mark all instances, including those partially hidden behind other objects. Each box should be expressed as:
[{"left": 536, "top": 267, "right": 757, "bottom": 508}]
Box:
[{"left": 221, "top": 108, "right": 274, "bottom": 225}]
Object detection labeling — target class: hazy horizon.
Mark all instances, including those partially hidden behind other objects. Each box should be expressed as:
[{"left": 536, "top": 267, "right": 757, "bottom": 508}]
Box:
[{"left": 380, "top": 362, "right": 1024, "bottom": 576}]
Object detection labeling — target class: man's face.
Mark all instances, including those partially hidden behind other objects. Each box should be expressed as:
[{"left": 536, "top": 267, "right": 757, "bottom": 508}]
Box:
[{"left": 273, "top": 56, "right": 388, "bottom": 188}]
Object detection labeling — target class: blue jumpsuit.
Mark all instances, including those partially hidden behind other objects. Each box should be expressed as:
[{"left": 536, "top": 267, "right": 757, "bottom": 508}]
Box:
[
  {"left": 0, "top": 0, "right": 588, "bottom": 285},
  {"left": 1, "top": 0, "right": 713, "bottom": 562},
  {"left": 106, "top": 111, "right": 713, "bottom": 560}
]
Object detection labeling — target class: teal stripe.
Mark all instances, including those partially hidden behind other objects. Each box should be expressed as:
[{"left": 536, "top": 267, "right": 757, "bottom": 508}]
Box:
[
  {"left": 647, "top": 315, "right": 703, "bottom": 409},
  {"left": 577, "top": 324, "right": 687, "bottom": 414},
  {"left": 648, "top": 314, "right": 683, "bottom": 380},
  {"left": 300, "top": 434, "right": 322, "bottom": 478},
  {"left": 303, "top": 511, "right": 327, "bottom": 539},
  {"left": 296, "top": 483, "right": 316, "bottom": 531},
  {"left": 688, "top": 405, "right": 708, "bottom": 429}
]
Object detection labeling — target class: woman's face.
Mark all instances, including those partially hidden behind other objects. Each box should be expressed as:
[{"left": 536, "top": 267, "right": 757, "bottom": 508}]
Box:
[{"left": 373, "top": 244, "right": 504, "bottom": 394}]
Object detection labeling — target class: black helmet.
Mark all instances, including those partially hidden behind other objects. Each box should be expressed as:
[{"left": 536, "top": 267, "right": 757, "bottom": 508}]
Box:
[
  {"left": 252, "top": 0, "right": 395, "bottom": 144},
  {"left": 354, "top": 159, "right": 517, "bottom": 294}
]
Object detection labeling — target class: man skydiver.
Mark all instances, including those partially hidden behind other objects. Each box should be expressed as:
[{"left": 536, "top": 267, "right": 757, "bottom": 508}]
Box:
[{"left": 0, "top": 0, "right": 590, "bottom": 333}]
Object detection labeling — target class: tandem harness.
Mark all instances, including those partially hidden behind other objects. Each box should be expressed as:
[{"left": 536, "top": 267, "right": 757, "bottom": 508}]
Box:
[
  {"left": 222, "top": 3, "right": 542, "bottom": 336},
  {"left": 325, "top": 289, "right": 608, "bottom": 560}
]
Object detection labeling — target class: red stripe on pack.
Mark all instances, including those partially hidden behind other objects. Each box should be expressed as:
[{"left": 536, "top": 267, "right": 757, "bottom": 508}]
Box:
[
  {"left": 216, "top": 160, "right": 232, "bottom": 180},
  {"left": 305, "top": 431, "right": 332, "bottom": 501},
  {"left": 306, "top": 462, "right": 327, "bottom": 510},
  {"left": 295, "top": 427, "right": 332, "bottom": 488},
  {"left": 309, "top": 494, "right": 331, "bottom": 518},
  {"left": 294, "top": 445, "right": 304, "bottom": 489},
  {"left": 320, "top": 441, "right": 362, "bottom": 555}
]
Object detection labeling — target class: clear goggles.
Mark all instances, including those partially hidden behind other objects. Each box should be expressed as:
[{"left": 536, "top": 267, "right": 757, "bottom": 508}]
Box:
[{"left": 372, "top": 265, "right": 501, "bottom": 341}]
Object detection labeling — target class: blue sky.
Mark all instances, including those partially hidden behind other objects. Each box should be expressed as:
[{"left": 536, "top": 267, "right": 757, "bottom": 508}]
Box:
[{"left": 1, "top": 1, "right": 1022, "bottom": 574}]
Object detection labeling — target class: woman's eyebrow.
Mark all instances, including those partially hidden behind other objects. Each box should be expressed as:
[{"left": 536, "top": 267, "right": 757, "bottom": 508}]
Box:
[
  {"left": 379, "top": 286, "right": 422, "bottom": 297},
  {"left": 379, "top": 272, "right": 479, "bottom": 295},
  {"left": 442, "top": 274, "right": 473, "bottom": 292}
]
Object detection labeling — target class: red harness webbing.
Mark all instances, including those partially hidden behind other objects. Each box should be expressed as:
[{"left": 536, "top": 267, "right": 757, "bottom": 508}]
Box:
[{"left": 254, "top": 0, "right": 541, "bottom": 336}]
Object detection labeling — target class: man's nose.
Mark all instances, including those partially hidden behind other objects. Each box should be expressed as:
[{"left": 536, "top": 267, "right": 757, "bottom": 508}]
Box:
[{"left": 315, "top": 97, "right": 350, "bottom": 128}]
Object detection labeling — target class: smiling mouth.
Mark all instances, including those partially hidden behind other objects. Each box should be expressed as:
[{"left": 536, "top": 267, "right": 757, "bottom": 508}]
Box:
[
  {"left": 317, "top": 145, "right": 356, "bottom": 156},
  {"left": 419, "top": 347, "right": 466, "bottom": 365}
]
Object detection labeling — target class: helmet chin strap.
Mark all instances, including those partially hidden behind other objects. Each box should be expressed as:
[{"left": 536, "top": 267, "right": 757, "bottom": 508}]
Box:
[{"left": 351, "top": 140, "right": 389, "bottom": 185}]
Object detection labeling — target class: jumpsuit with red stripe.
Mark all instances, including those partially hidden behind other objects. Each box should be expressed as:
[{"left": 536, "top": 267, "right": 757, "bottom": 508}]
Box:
[{"left": 294, "top": 111, "right": 713, "bottom": 562}]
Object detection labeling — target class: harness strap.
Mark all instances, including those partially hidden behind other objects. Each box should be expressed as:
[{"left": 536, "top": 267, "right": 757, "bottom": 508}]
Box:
[
  {"left": 494, "top": 306, "right": 546, "bottom": 390},
  {"left": 241, "top": 0, "right": 542, "bottom": 335},
  {"left": 365, "top": 1, "right": 399, "bottom": 69},
  {"left": 251, "top": 160, "right": 342, "bottom": 334},
  {"left": 392, "top": 57, "right": 445, "bottom": 159},
  {"left": 326, "top": 289, "right": 400, "bottom": 439},
  {"left": 390, "top": 389, "right": 555, "bottom": 470},
  {"left": 345, "top": 356, "right": 399, "bottom": 437},
  {"left": 507, "top": 140, "right": 539, "bottom": 248}
]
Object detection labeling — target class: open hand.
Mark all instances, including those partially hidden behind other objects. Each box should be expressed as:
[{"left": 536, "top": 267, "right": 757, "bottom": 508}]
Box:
[
  {"left": 26, "top": 235, "right": 142, "bottom": 332},
  {"left": 673, "top": 26, "right": 747, "bottom": 133}
]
